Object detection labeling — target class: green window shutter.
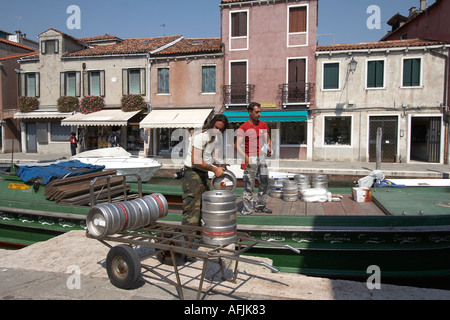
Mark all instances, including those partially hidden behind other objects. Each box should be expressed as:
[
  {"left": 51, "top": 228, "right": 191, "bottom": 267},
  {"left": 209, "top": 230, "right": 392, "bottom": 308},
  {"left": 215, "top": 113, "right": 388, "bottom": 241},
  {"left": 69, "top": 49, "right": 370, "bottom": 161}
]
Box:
[
  {"left": 412, "top": 58, "right": 421, "bottom": 86},
  {"left": 323, "top": 63, "right": 339, "bottom": 90},
  {"left": 367, "top": 61, "right": 376, "bottom": 88},
  {"left": 60, "top": 72, "right": 66, "bottom": 96},
  {"left": 122, "top": 69, "right": 128, "bottom": 95},
  {"left": 368, "top": 61, "right": 384, "bottom": 88},
  {"left": 140, "top": 68, "right": 146, "bottom": 95},
  {"left": 403, "top": 58, "right": 420, "bottom": 87},
  {"left": 35, "top": 73, "right": 40, "bottom": 97},
  {"left": 375, "top": 61, "right": 384, "bottom": 88}
]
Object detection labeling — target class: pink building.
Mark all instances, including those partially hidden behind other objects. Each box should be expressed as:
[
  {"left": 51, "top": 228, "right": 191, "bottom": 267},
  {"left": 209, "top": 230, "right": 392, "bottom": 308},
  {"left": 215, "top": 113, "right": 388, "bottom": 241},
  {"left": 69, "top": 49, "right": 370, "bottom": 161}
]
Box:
[{"left": 220, "top": 0, "right": 318, "bottom": 160}]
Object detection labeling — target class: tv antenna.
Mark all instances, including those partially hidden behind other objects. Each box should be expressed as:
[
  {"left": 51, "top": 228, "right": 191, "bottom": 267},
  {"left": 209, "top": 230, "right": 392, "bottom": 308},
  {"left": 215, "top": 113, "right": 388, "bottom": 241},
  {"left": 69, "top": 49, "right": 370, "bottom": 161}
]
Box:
[{"left": 161, "top": 24, "right": 166, "bottom": 36}]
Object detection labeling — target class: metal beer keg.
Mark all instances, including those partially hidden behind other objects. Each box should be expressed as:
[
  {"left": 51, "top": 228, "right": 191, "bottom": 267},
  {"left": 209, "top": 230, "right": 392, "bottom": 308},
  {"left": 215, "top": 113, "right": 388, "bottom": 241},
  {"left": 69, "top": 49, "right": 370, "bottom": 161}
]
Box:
[
  {"left": 282, "top": 179, "right": 298, "bottom": 202},
  {"left": 311, "top": 174, "right": 328, "bottom": 189},
  {"left": 201, "top": 190, "right": 237, "bottom": 246},
  {"left": 87, "top": 193, "right": 169, "bottom": 239},
  {"left": 211, "top": 170, "right": 237, "bottom": 192}
]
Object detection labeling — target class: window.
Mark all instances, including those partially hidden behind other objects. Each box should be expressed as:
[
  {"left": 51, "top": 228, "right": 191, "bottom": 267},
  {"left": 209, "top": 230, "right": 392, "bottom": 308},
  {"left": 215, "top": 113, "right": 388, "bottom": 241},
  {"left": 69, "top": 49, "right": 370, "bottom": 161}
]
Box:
[
  {"left": 324, "top": 116, "right": 351, "bottom": 146},
  {"left": 403, "top": 58, "right": 421, "bottom": 87},
  {"left": 289, "top": 6, "right": 307, "bottom": 33},
  {"left": 60, "top": 71, "right": 81, "bottom": 97},
  {"left": 122, "top": 68, "right": 146, "bottom": 95},
  {"left": 41, "top": 40, "right": 59, "bottom": 54},
  {"left": 323, "top": 63, "right": 339, "bottom": 90},
  {"left": 158, "top": 68, "right": 170, "bottom": 94},
  {"left": 51, "top": 122, "right": 71, "bottom": 142},
  {"left": 202, "top": 66, "right": 216, "bottom": 93},
  {"left": 83, "top": 70, "right": 105, "bottom": 96},
  {"left": 281, "top": 122, "right": 307, "bottom": 145},
  {"left": 231, "top": 11, "right": 247, "bottom": 37},
  {"left": 367, "top": 60, "right": 384, "bottom": 88},
  {"left": 20, "top": 73, "right": 40, "bottom": 97}
]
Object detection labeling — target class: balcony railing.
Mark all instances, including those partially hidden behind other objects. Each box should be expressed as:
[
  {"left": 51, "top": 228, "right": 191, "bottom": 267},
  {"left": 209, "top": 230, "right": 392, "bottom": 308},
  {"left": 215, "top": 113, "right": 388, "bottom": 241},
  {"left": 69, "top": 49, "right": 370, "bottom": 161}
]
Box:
[
  {"left": 279, "top": 83, "right": 315, "bottom": 105},
  {"left": 222, "top": 84, "right": 255, "bottom": 106}
]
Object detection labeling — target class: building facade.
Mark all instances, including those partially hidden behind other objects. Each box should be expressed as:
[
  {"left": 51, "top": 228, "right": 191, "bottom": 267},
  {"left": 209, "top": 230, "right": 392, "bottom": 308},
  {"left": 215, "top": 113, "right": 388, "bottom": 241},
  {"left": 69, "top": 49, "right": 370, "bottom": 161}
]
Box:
[
  {"left": 16, "top": 29, "right": 223, "bottom": 158},
  {"left": 220, "top": 0, "right": 318, "bottom": 160},
  {"left": 0, "top": 37, "right": 36, "bottom": 154},
  {"left": 315, "top": 39, "right": 449, "bottom": 164}
]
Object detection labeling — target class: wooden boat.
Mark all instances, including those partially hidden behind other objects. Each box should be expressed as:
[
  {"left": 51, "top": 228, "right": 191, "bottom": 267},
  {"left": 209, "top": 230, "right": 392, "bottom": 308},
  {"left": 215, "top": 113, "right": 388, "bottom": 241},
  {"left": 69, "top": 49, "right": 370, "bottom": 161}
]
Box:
[{"left": 1, "top": 167, "right": 449, "bottom": 280}]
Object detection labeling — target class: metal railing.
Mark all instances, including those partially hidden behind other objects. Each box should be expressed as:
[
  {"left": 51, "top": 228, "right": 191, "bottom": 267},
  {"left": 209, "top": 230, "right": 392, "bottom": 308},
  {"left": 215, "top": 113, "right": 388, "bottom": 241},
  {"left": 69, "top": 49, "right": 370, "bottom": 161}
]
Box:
[
  {"left": 222, "top": 84, "right": 255, "bottom": 106},
  {"left": 279, "top": 83, "right": 315, "bottom": 105}
]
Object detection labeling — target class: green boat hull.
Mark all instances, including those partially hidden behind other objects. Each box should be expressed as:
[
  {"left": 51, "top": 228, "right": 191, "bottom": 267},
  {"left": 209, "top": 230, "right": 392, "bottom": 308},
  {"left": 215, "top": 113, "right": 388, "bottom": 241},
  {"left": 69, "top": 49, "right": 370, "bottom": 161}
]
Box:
[{"left": 1, "top": 175, "right": 450, "bottom": 279}]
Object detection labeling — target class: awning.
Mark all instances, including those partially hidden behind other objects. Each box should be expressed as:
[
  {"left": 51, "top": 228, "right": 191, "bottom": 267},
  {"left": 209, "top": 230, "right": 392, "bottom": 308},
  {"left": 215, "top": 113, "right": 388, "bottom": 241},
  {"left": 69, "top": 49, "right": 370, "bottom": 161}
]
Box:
[
  {"left": 224, "top": 110, "right": 308, "bottom": 122},
  {"left": 14, "top": 111, "right": 73, "bottom": 120},
  {"left": 140, "top": 108, "right": 213, "bottom": 129},
  {"left": 61, "top": 110, "right": 141, "bottom": 127}
]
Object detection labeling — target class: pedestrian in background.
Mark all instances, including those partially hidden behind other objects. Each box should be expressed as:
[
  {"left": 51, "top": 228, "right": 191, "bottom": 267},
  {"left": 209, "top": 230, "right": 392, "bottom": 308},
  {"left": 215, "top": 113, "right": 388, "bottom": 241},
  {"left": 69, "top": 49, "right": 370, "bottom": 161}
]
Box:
[{"left": 68, "top": 132, "right": 78, "bottom": 156}]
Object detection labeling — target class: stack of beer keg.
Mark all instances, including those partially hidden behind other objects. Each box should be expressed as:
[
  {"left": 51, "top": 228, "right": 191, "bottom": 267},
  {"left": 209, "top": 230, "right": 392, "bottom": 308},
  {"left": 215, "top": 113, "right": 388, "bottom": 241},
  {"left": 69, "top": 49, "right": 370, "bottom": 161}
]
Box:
[
  {"left": 86, "top": 193, "right": 169, "bottom": 239},
  {"left": 282, "top": 179, "right": 298, "bottom": 202},
  {"left": 268, "top": 178, "right": 284, "bottom": 198}
]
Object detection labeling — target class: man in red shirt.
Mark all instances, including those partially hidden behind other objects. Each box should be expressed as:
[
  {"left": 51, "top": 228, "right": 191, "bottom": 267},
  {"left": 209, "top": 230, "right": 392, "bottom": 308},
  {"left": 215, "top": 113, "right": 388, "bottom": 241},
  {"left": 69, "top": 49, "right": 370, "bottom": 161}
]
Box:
[{"left": 236, "top": 102, "right": 272, "bottom": 215}]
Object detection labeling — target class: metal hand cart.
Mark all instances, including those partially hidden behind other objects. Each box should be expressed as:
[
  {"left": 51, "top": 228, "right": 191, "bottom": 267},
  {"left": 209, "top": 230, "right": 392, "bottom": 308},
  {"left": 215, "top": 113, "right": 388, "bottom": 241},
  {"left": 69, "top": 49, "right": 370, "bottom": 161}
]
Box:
[{"left": 87, "top": 222, "right": 300, "bottom": 300}]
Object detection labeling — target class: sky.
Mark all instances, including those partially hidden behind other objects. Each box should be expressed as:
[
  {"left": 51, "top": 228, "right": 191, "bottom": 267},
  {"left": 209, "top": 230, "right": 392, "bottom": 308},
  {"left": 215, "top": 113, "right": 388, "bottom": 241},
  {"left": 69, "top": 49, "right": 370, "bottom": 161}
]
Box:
[{"left": 0, "top": 0, "right": 437, "bottom": 45}]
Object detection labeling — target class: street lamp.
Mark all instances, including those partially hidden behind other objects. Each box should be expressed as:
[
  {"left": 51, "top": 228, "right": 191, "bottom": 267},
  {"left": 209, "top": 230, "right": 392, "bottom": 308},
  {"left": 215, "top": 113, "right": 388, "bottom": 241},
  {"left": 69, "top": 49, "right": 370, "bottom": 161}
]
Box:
[{"left": 348, "top": 57, "right": 358, "bottom": 73}]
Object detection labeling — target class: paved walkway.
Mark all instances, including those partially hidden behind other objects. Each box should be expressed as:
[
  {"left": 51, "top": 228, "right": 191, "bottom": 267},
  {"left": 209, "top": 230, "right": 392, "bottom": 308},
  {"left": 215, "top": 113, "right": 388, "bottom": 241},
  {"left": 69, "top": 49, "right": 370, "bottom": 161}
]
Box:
[
  {"left": 1, "top": 152, "right": 449, "bottom": 179},
  {"left": 1, "top": 230, "right": 450, "bottom": 301}
]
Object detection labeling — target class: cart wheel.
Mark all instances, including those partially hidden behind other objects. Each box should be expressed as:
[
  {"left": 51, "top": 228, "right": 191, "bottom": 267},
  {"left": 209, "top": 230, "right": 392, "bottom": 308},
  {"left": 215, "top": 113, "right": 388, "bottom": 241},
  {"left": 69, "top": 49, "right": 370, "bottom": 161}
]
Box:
[{"left": 106, "top": 244, "right": 141, "bottom": 289}]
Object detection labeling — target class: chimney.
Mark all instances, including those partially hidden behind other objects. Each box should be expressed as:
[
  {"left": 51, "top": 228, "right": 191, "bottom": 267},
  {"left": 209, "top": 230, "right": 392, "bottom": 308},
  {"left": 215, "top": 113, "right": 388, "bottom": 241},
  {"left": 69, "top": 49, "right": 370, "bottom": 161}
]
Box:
[
  {"left": 409, "top": 7, "right": 417, "bottom": 17},
  {"left": 420, "top": 0, "right": 427, "bottom": 11}
]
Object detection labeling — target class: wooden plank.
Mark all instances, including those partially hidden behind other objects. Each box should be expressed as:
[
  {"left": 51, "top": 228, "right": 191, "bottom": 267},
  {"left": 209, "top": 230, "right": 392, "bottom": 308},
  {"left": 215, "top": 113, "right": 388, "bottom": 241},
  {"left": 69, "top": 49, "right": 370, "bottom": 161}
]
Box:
[
  {"left": 358, "top": 202, "right": 385, "bottom": 216},
  {"left": 289, "top": 201, "right": 307, "bottom": 216},
  {"left": 306, "top": 202, "right": 324, "bottom": 216},
  {"left": 323, "top": 201, "right": 346, "bottom": 215},
  {"left": 340, "top": 194, "right": 365, "bottom": 215}
]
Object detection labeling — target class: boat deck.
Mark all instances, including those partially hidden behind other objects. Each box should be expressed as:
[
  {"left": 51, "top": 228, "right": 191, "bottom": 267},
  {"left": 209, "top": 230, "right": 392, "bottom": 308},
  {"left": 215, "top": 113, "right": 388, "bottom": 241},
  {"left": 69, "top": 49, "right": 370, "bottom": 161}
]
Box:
[{"left": 237, "top": 194, "right": 385, "bottom": 216}]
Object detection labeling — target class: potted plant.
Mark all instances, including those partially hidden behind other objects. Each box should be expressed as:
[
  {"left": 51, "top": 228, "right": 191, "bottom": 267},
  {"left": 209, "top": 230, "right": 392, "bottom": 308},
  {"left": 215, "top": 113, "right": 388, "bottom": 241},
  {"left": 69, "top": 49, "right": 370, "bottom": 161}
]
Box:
[
  {"left": 121, "top": 94, "right": 145, "bottom": 112},
  {"left": 57, "top": 96, "right": 80, "bottom": 113},
  {"left": 79, "top": 95, "right": 104, "bottom": 114},
  {"left": 18, "top": 96, "right": 39, "bottom": 113}
]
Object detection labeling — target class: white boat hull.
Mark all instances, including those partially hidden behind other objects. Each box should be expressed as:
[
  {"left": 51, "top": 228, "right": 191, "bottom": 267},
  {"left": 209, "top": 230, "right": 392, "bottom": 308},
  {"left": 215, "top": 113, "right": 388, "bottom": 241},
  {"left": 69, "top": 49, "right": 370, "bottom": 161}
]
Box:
[{"left": 71, "top": 148, "right": 161, "bottom": 182}]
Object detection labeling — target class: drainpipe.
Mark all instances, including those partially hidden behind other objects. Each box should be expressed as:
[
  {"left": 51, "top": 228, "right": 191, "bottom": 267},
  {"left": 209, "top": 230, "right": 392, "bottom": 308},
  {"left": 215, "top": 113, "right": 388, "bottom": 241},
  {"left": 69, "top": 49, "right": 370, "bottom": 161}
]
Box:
[{"left": 146, "top": 53, "right": 152, "bottom": 112}]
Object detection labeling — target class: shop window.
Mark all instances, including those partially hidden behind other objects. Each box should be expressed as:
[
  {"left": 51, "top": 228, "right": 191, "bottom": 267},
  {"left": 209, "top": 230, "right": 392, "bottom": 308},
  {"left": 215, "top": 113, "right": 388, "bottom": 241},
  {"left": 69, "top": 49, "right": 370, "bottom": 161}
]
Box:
[
  {"left": 281, "top": 122, "right": 307, "bottom": 145},
  {"left": 324, "top": 116, "right": 351, "bottom": 146}
]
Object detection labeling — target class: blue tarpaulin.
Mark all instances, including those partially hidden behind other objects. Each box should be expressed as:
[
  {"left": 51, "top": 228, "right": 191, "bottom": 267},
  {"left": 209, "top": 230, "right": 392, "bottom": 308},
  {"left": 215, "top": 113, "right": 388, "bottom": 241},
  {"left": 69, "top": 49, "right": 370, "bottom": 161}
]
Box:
[{"left": 16, "top": 160, "right": 105, "bottom": 185}]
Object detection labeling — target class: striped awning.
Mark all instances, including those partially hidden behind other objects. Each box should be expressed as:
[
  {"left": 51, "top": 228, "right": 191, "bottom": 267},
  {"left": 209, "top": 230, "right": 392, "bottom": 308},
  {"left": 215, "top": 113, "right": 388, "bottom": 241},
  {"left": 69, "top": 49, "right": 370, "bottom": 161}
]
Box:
[
  {"left": 140, "top": 108, "right": 213, "bottom": 129},
  {"left": 14, "top": 111, "right": 73, "bottom": 120},
  {"left": 61, "top": 110, "right": 141, "bottom": 126}
]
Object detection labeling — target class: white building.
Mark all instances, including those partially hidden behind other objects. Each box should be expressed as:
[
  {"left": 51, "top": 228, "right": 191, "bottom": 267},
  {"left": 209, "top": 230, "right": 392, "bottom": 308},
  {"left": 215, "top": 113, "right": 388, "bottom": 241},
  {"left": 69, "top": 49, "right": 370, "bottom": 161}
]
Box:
[{"left": 315, "top": 39, "right": 449, "bottom": 164}]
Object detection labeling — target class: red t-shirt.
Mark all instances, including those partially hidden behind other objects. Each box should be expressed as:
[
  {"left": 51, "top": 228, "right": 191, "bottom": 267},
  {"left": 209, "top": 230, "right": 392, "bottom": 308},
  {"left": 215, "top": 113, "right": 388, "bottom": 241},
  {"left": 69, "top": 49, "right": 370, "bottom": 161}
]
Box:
[{"left": 237, "top": 120, "right": 269, "bottom": 157}]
